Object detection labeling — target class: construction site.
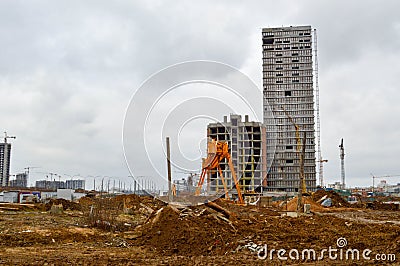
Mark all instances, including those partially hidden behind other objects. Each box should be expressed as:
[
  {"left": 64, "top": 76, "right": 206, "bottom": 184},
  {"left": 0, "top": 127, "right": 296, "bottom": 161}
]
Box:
[
  {"left": 1, "top": 191, "right": 400, "bottom": 264},
  {"left": 1, "top": 125, "right": 400, "bottom": 264},
  {"left": 1, "top": 25, "right": 400, "bottom": 265}
]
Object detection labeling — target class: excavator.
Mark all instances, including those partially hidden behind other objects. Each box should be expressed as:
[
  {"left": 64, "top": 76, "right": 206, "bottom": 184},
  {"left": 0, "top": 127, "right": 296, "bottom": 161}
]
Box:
[{"left": 195, "top": 138, "right": 244, "bottom": 205}]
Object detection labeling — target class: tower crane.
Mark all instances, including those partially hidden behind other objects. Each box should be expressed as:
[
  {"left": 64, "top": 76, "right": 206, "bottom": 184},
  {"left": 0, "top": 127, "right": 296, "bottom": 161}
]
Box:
[
  {"left": 317, "top": 159, "right": 328, "bottom": 187},
  {"left": 3, "top": 132, "right": 16, "bottom": 143},
  {"left": 24, "top": 166, "right": 40, "bottom": 185},
  {"left": 195, "top": 138, "right": 244, "bottom": 205},
  {"left": 339, "top": 138, "right": 345, "bottom": 188},
  {"left": 371, "top": 174, "right": 400, "bottom": 193},
  {"left": 313, "top": 29, "right": 328, "bottom": 187}
]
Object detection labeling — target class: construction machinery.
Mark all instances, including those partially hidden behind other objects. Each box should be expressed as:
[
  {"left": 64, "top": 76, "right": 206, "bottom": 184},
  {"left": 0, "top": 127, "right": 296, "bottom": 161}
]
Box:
[{"left": 195, "top": 138, "right": 244, "bottom": 205}]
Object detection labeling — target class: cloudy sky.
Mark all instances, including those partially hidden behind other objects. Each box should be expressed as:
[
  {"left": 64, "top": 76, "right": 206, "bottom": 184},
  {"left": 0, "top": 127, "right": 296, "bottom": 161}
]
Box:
[{"left": 1, "top": 0, "right": 399, "bottom": 189}]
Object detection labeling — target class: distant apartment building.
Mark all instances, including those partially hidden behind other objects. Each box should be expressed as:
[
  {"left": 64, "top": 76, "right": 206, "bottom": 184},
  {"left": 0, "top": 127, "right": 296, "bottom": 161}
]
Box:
[
  {"left": 66, "top": 179, "right": 85, "bottom": 190},
  {"left": 206, "top": 114, "right": 267, "bottom": 195},
  {"left": 262, "top": 25, "right": 317, "bottom": 192},
  {"left": 36, "top": 180, "right": 66, "bottom": 190},
  {"left": 0, "top": 143, "right": 12, "bottom": 186},
  {"left": 35, "top": 179, "right": 85, "bottom": 190},
  {"left": 9, "top": 173, "right": 28, "bottom": 188}
]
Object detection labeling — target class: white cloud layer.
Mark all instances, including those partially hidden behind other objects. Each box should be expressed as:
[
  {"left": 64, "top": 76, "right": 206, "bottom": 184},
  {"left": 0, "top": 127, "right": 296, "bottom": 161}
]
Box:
[{"left": 1, "top": 0, "right": 399, "bottom": 188}]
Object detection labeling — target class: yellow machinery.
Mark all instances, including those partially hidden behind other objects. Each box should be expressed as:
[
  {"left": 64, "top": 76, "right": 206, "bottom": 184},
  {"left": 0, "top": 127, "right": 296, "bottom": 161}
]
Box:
[
  {"left": 195, "top": 138, "right": 244, "bottom": 205},
  {"left": 284, "top": 110, "right": 307, "bottom": 194}
]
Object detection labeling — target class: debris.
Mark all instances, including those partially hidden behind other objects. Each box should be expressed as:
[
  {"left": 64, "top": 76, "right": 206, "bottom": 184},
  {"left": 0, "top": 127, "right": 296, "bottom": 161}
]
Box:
[
  {"left": 312, "top": 190, "right": 351, "bottom": 208},
  {"left": 151, "top": 207, "right": 164, "bottom": 225},
  {"left": 244, "top": 242, "right": 263, "bottom": 253},
  {"left": 205, "top": 201, "right": 232, "bottom": 218},
  {"left": 105, "top": 238, "right": 129, "bottom": 248},
  {"left": 50, "top": 204, "right": 63, "bottom": 215},
  {"left": 139, "top": 203, "right": 154, "bottom": 215},
  {"left": 0, "top": 207, "right": 20, "bottom": 211},
  {"left": 317, "top": 195, "right": 328, "bottom": 203},
  {"left": 321, "top": 198, "right": 332, "bottom": 207}
]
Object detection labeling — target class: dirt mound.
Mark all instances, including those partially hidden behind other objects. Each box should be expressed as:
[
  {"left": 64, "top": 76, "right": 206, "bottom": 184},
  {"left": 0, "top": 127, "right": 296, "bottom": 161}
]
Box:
[
  {"left": 136, "top": 205, "right": 239, "bottom": 256},
  {"left": 112, "top": 194, "right": 165, "bottom": 210},
  {"left": 78, "top": 196, "right": 94, "bottom": 206},
  {"left": 312, "top": 189, "right": 351, "bottom": 208},
  {"left": 285, "top": 196, "right": 327, "bottom": 212},
  {"left": 370, "top": 201, "right": 400, "bottom": 211},
  {"left": 45, "top": 198, "right": 82, "bottom": 211}
]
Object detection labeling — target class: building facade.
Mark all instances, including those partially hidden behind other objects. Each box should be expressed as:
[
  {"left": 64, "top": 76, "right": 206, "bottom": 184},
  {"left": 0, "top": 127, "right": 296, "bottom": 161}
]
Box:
[
  {"left": 0, "top": 143, "right": 11, "bottom": 187},
  {"left": 36, "top": 180, "right": 66, "bottom": 190},
  {"left": 9, "top": 173, "right": 28, "bottom": 188},
  {"left": 206, "top": 114, "right": 267, "bottom": 195},
  {"left": 262, "top": 26, "right": 316, "bottom": 192},
  {"left": 66, "top": 179, "right": 85, "bottom": 190}
]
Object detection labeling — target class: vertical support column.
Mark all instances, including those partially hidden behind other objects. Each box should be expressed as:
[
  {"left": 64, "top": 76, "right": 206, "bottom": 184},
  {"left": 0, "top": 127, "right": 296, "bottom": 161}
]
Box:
[{"left": 166, "top": 137, "right": 172, "bottom": 202}]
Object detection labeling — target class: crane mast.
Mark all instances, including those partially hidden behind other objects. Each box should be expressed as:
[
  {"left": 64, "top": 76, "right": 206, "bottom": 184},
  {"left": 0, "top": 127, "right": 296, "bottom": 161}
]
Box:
[
  {"left": 313, "top": 29, "right": 327, "bottom": 187},
  {"left": 339, "top": 138, "right": 345, "bottom": 189}
]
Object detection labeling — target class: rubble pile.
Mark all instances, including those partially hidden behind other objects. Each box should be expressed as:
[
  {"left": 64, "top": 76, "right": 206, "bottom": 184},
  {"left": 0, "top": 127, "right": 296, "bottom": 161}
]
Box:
[
  {"left": 312, "top": 190, "right": 351, "bottom": 208},
  {"left": 137, "top": 205, "right": 240, "bottom": 256},
  {"left": 284, "top": 196, "right": 327, "bottom": 212},
  {"left": 45, "top": 198, "right": 82, "bottom": 211}
]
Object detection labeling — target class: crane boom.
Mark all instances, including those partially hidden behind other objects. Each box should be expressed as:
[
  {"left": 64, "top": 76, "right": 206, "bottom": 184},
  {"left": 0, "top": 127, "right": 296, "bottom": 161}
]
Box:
[{"left": 371, "top": 174, "right": 400, "bottom": 192}]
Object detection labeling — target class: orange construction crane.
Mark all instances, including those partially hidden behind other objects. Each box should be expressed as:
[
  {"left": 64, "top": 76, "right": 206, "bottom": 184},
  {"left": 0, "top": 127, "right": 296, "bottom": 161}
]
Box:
[{"left": 195, "top": 138, "right": 244, "bottom": 205}]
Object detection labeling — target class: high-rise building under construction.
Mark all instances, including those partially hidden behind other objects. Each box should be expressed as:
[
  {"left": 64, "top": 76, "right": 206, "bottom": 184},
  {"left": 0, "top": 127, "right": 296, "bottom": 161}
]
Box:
[
  {"left": 262, "top": 26, "right": 316, "bottom": 192},
  {"left": 0, "top": 143, "right": 12, "bottom": 187},
  {"left": 207, "top": 114, "right": 267, "bottom": 195}
]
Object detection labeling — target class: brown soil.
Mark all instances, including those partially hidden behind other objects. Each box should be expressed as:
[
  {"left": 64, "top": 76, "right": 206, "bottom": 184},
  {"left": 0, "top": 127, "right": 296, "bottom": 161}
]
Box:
[
  {"left": 45, "top": 198, "right": 82, "bottom": 211},
  {"left": 0, "top": 195, "right": 399, "bottom": 265}
]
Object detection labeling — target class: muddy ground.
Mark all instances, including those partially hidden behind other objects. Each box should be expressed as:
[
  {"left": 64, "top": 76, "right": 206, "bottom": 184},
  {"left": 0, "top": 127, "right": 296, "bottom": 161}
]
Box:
[{"left": 0, "top": 193, "right": 399, "bottom": 265}]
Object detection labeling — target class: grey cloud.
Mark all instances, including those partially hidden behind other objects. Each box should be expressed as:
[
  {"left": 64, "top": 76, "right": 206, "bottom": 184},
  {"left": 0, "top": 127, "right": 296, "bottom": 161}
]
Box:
[{"left": 1, "top": 0, "right": 399, "bottom": 188}]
